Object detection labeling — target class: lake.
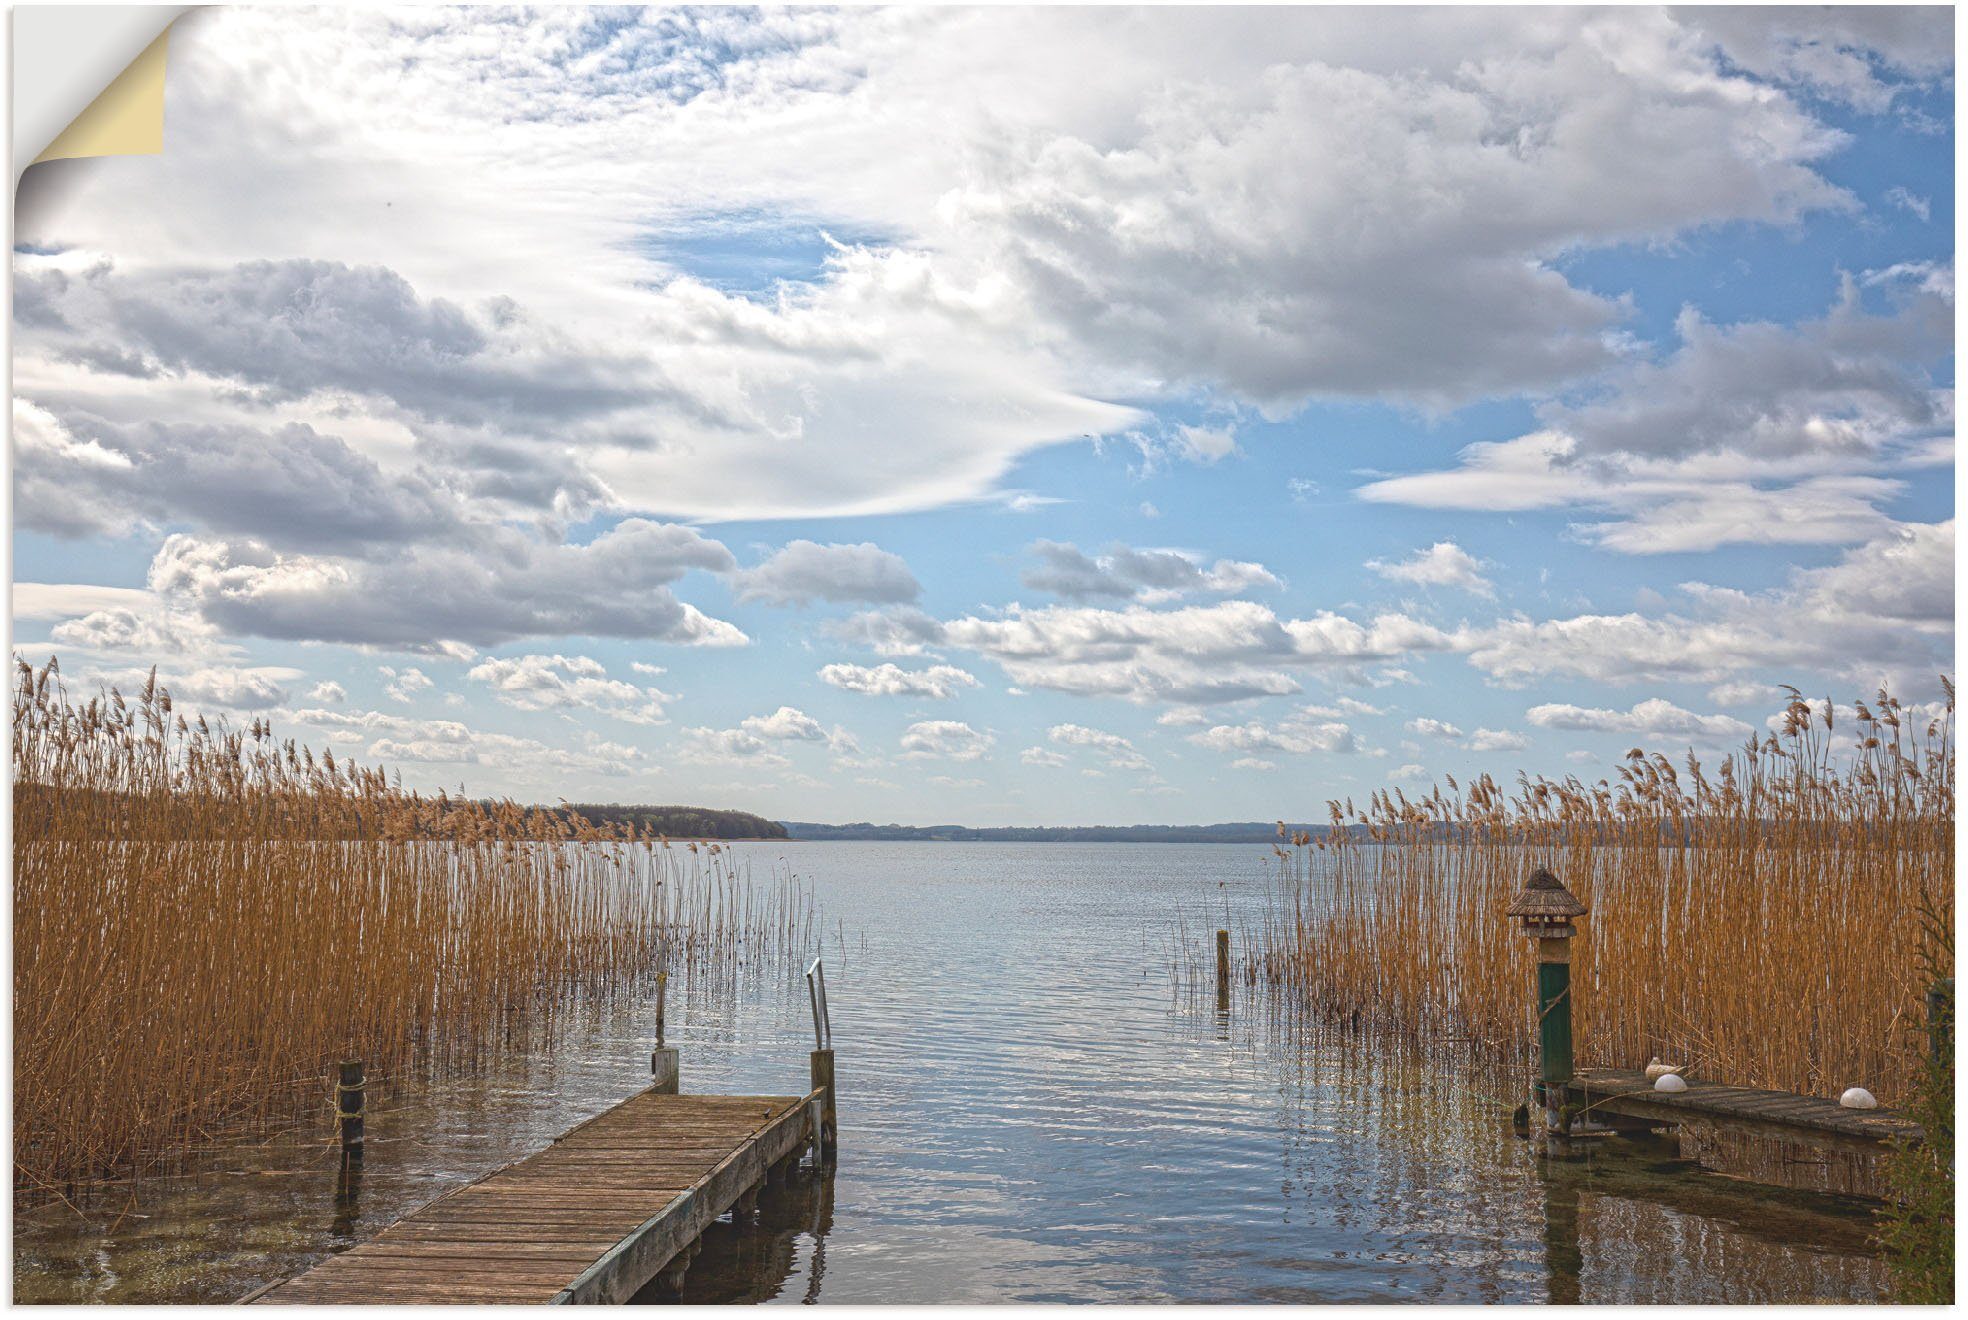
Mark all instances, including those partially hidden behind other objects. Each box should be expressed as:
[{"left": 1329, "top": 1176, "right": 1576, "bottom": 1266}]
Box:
[{"left": 13, "top": 842, "right": 1888, "bottom": 1303}]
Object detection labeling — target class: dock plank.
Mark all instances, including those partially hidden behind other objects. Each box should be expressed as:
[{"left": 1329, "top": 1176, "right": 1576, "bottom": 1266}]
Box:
[
  {"left": 246, "top": 1086, "right": 819, "bottom": 1305},
  {"left": 1568, "top": 1067, "right": 1922, "bottom": 1152}
]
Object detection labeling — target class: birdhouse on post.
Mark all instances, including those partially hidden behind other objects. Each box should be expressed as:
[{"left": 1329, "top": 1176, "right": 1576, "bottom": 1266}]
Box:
[{"left": 1507, "top": 868, "right": 1588, "bottom": 1143}]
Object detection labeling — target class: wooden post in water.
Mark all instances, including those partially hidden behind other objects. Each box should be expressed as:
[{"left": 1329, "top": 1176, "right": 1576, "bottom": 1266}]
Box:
[
  {"left": 336, "top": 1060, "right": 365, "bottom": 1166},
  {"left": 1215, "top": 928, "right": 1231, "bottom": 1005},
  {"left": 650, "top": 971, "right": 680, "bottom": 1094},
  {"left": 810, "top": 1048, "right": 836, "bottom": 1160},
  {"left": 1506, "top": 870, "right": 1588, "bottom": 1152}
]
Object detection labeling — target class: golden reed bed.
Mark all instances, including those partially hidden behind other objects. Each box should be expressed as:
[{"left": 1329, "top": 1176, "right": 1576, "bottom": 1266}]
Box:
[
  {"left": 13, "top": 660, "right": 812, "bottom": 1202},
  {"left": 1258, "top": 685, "right": 1954, "bottom": 1105}
]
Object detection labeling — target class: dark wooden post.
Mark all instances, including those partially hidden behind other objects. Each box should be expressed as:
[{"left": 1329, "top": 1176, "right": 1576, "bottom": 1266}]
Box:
[
  {"left": 1506, "top": 870, "right": 1588, "bottom": 1150},
  {"left": 810, "top": 1048, "right": 836, "bottom": 1160},
  {"left": 336, "top": 1060, "right": 365, "bottom": 1166},
  {"left": 1215, "top": 928, "right": 1231, "bottom": 1010},
  {"left": 1928, "top": 977, "right": 1954, "bottom": 1070},
  {"left": 650, "top": 970, "right": 679, "bottom": 1093}
]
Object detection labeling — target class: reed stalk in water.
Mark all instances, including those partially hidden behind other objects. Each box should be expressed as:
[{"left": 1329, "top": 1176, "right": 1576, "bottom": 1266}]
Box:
[
  {"left": 13, "top": 659, "right": 813, "bottom": 1201},
  {"left": 1256, "top": 684, "right": 1954, "bottom": 1105}
]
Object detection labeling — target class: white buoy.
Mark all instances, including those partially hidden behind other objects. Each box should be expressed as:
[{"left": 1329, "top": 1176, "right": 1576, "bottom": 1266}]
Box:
[
  {"left": 1654, "top": 1073, "right": 1688, "bottom": 1093},
  {"left": 1840, "top": 1087, "right": 1878, "bottom": 1110}
]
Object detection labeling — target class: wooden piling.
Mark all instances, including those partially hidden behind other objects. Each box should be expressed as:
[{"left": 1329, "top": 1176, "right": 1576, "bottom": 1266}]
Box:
[
  {"left": 1215, "top": 929, "right": 1231, "bottom": 998},
  {"left": 810, "top": 1048, "right": 836, "bottom": 1159},
  {"left": 336, "top": 1060, "right": 365, "bottom": 1166}
]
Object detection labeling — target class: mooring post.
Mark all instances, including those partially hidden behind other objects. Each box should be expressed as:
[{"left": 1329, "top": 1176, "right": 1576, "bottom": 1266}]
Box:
[
  {"left": 810, "top": 1047, "right": 837, "bottom": 1159},
  {"left": 1216, "top": 928, "right": 1231, "bottom": 998},
  {"left": 1506, "top": 869, "right": 1588, "bottom": 1152},
  {"left": 336, "top": 1060, "right": 365, "bottom": 1166},
  {"left": 650, "top": 970, "right": 680, "bottom": 1093},
  {"left": 1928, "top": 977, "right": 1954, "bottom": 1071}
]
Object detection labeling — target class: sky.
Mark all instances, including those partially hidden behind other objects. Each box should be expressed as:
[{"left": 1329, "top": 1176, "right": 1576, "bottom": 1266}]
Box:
[{"left": 10, "top": 5, "right": 1956, "bottom": 825}]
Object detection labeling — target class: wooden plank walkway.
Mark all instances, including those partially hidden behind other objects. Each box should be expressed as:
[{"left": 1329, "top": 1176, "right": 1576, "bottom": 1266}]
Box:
[
  {"left": 247, "top": 1088, "right": 821, "bottom": 1305},
  {"left": 1566, "top": 1067, "right": 1922, "bottom": 1153}
]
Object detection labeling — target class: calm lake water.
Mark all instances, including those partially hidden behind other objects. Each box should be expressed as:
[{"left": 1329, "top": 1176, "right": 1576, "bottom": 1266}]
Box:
[{"left": 14, "top": 842, "right": 1888, "bottom": 1304}]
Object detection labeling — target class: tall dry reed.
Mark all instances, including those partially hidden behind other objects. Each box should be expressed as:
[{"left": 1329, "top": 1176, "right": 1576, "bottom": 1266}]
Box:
[
  {"left": 13, "top": 659, "right": 814, "bottom": 1202},
  {"left": 1256, "top": 684, "right": 1954, "bottom": 1104}
]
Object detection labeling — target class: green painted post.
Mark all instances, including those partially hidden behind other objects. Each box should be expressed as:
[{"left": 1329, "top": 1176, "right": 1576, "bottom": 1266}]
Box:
[
  {"left": 1507, "top": 868, "right": 1588, "bottom": 1151},
  {"left": 1536, "top": 954, "right": 1574, "bottom": 1087}
]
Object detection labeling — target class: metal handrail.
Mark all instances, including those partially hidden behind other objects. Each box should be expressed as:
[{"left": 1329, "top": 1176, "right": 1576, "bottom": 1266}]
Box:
[{"left": 804, "top": 957, "right": 832, "bottom": 1050}]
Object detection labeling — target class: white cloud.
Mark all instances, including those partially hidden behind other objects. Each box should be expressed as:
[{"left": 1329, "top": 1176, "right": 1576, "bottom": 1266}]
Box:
[
  {"left": 1231, "top": 757, "right": 1276, "bottom": 771},
  {"left": 1048, "top": 723, "right": 1151, "bottom": 772},
  {"left": 1405, "top": 717, "right": 1464, "bottom": 740},
  {"left": 732, "top": 541, "right": 921, "bottom": 607},
  {"left": 1360, "top": 282, "right": 1951, "bottom": 554},
  {"left": 1173, "top": 424, "right": 1238, "bottom": 464},
  {"left": 466, "top": 653, "right": 671, "bottom": 724},
  {"left": 1526, "top": 698, "right": 1754, "bottom": 741},
  {"left": 1467, "top": 521, "right": 1952, "bottom": 693},
  {"left": 899, "top": 720, "right": 995, "bottom": 761},
  {"left": 934, "top": 599, "right": 1459, "bottom": 705},
  {"left": 13, "top": 5, "right": 1890, "bottom": 546},
  {"left": 1190, "top": 715, "right": 1359, "bottom": 758},
  {"left": 1021, "top": 540, "right": 1280, "bottom": 603},
  {"left": 1467, "top": 728, "right": 1530, "bottom": 753},
  {"left": 1021, "top": 746, "right": 1069, "bottom": 768},
  {"left": 1367, "top": 542, "right": 1493, "bottom": 597},
  {"left": 292, "top": 706, "right": 643, "bottom": 777},
  {"left": 1388, "top": 764, "right": 1430, "bottom": 784},
  {"left": 818, "top": 661, "right": 979, "bottom": 699},
  {"left": 306, "top": 680, "right": 347, "bottom": 705},
  {"left": 741, "top": 706, "right": 829, "bottom": 742},
  {"left": 380, "top": 666, "right": 433, "bottom": 703},
  {"left": 143, "top": 519, "right": 747, "bottom": 653}
]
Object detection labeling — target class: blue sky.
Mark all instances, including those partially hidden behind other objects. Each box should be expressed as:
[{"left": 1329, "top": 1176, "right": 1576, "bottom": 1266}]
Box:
[{"left": 11, "top": 6, "right": 1955, "bottom": 824}]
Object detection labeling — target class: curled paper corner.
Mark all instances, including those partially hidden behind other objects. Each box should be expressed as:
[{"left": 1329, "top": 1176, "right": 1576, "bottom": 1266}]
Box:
[
  {"left": 13, "top": 6, "right": 192, "bottom": 188},
  {"left": 34, "top": 28, "right": 170, "bottom": 167}
]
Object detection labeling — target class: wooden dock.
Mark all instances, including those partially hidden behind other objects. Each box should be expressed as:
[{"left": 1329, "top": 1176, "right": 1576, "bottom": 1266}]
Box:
[
  {"left": 245, "top": 1087, "right": 825, "bottom": 1305},
  {"left": 1564, "top": 1067, "right": 1922, "bottom": 1153}
]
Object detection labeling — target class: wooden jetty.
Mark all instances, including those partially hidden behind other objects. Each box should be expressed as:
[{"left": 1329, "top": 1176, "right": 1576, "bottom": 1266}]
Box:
[
  {"left": 249, "top": 961, "right": 841, "bottom": 1304},
  {"left": 247, "top": 1086, "right": 826, "bottom": 1304},
  {"left": 1565, "top": 1066, "right": 1923, "bottom": 1153}
]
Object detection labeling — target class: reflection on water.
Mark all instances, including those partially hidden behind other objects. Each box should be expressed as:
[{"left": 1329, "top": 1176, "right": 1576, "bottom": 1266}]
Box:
[{"left": 13, "top": 843, "right": 1890, "bottom": 1304}]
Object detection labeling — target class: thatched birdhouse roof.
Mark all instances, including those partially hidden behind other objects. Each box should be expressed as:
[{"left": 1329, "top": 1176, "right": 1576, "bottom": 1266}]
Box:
[{"left": 1505, "top": 867, "right": 1587, "bottom": 920}]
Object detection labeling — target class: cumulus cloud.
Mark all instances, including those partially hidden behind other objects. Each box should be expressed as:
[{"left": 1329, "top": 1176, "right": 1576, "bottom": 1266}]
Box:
[
  {"left": 1021, "top": 540, "right": 1280, "bottom": 603},
  {"left": 933, "top": 599, "right": 1459, "bottom": 705},
  {"left": 818, "top": 661, "right": 979, "bottom": 698},
  {"left": 1467, "top": 728, "right": 1530, "bottom": 753},
  {"left": 380, "top": 666, "right": 433, "bottom": 702},
  {"left": 13, "top": 5, "right": 1897, "bottom": 545},
  {"left": 1360, "top": 280, "right": 1952, "bottom": 554},
  {"left": 1405, "top": 717, "right": 1464, "bottom": 740},
  {"left": 1467, "top": 521, "right": 1951, "bottom": 693},
  {"left": 290, "top": 706, "right": 643, "bottom": 777},
  {"left": 899, "top": 720, "right": 995, "bottom": 761},
  {"left": 307, "top": 680, "right": 347, "bottom": 704},
  {"left": 1021, "top": 746, "right": 1069, "bottom": 768},
  {"left": 49, "top": 605, "right": 220, "bottom": 657},
  {"left": 741, "top": 706, "right": 829, "bottom": 742},
  {"left": 144, "top": 518, "right": 746, "bottom": 653},
  {"left": 1367, "top": 542, "right": 1493, "bottom": 597},
  {"left": 732, "top": 541, "right": 921, "bottom": 607},
  {"left": 1526, "top": 698, "right": 1754, "bottom": 741},
  {"left": 466, "top": 653, "right": 671, "bottom": 724},
  {"left": 1047, "top": 723, "right": 1151, "bottom": 772},
  {"left": 1189, "top": 711, "right": 1360, "bottom": 758}
]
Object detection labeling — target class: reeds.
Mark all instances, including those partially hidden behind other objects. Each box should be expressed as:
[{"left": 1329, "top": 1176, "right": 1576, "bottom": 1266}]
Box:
[
  {"left": 13, "top": 659, "right": 814, "bottom": 1201},
  {"left": 1256, "top": 685, "right": 1954, "bottom": 1105}
]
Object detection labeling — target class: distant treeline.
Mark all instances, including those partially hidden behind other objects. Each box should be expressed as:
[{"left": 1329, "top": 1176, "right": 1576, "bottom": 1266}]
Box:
[
  {"left": 779, "top": 820, "right": 1332, "bottom": 843},
  {"left": 556, "top": 803, "right": 789, "bottom": 840}
]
